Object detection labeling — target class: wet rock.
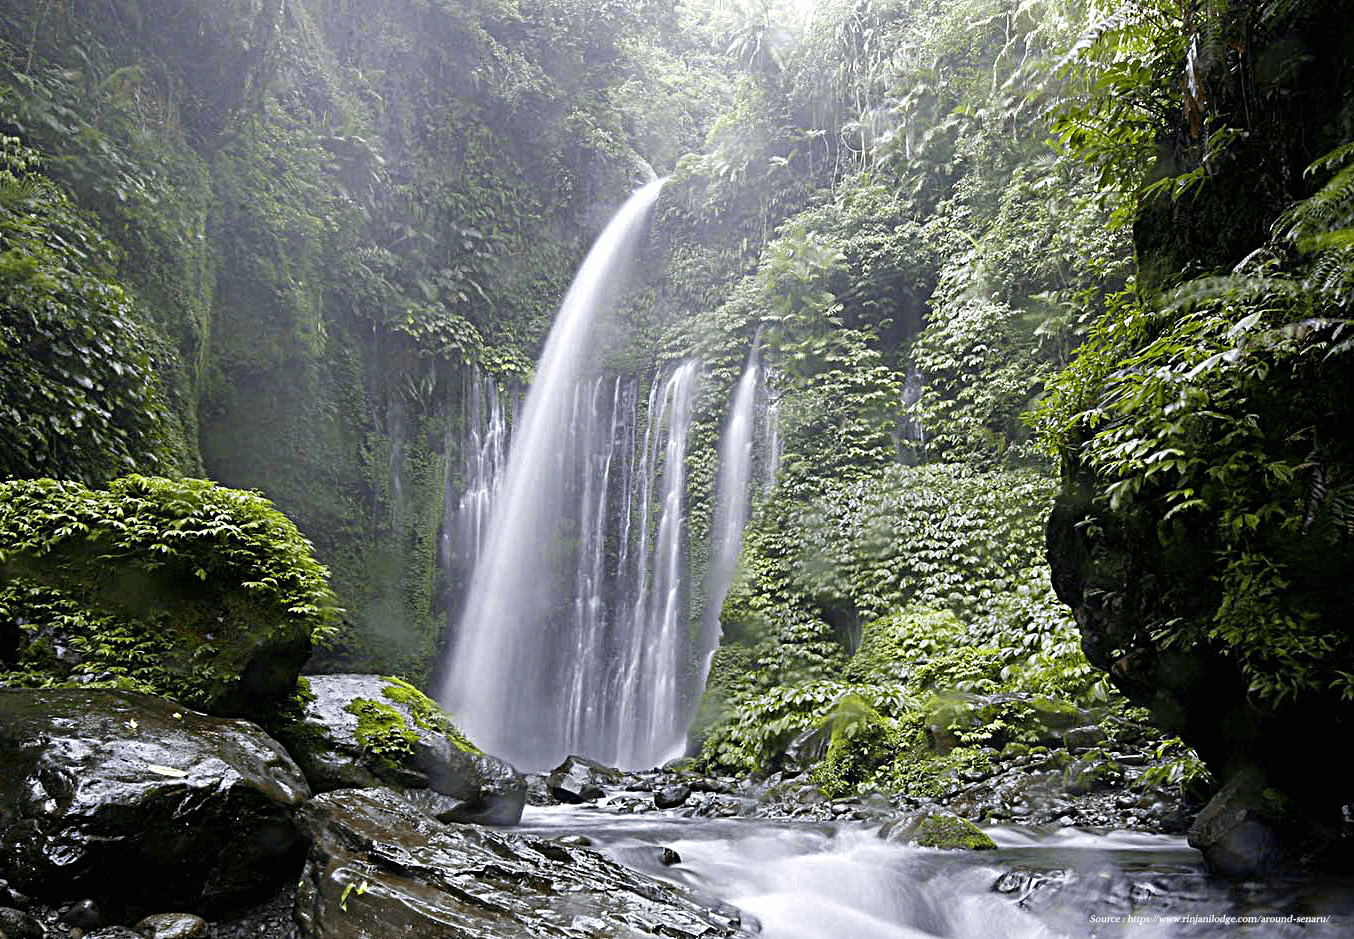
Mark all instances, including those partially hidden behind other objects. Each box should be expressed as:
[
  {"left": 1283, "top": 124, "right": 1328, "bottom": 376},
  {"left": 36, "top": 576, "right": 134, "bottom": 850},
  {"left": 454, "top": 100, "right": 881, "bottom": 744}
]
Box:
[
  {"left": 547, "top": 755, "right": 614, "bottom": 803},
  {"left": 276, "top": 675, "right": 525, "bottom": 826},
  {"left": 524, "top": 773, "right": 558, "bottom": 806},
  {"left": 0, "top": 909, "right": 42, "bottom": 939},
  {"left": 655, "top": 784, "right": 692, "bottom": 809},
  {"left": 1185, "top": 765, "right": 1325, "bottom": 877},
  {"left": 0, "top": 882, "right": 28, "bottom": 910},
  {"left": 661, "top": 847, "right": 682, "bottom": 865},
  {"left": 294, "top": 788, "right": 754, "bottom": 938},
  {"left": 0, "top": 688, "right": 309, "bottom": 916},
  {"left": 780, "top": 726, "right": 830, "bottom": 774},
  {"left": 1063, "top": 755, "right": 1123, "bottom": 796},
  {"left": 85, "top": 930, "right": 142, "bottom": 939},
  {"left": 133, "top": 913, "right": 210, "bottom": 939},
  {"left": 1063, "top": 725, "right": 1108, "bottom": 751},
  {"left": 881, "top": 809, "right": 997, "bottom": 850},
  {"left": 60, "top": 901, "right": 102, "bottom": 929}
]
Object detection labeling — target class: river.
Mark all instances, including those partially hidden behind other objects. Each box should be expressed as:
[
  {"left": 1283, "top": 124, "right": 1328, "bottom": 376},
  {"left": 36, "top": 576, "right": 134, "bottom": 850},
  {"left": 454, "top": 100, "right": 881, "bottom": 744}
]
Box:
[{"left": 517, "top": 805, "right": 1353, "bottom": 938}]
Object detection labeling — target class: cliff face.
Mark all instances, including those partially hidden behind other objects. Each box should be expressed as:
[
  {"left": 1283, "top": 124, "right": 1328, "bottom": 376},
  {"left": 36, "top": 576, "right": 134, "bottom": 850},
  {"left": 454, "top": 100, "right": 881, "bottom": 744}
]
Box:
[
  {"left": 1, "top": 0, "right": 660, "bottom": 677},
  {"left": 1047, "top": 0, "right": 1354, "bottom": 874}
]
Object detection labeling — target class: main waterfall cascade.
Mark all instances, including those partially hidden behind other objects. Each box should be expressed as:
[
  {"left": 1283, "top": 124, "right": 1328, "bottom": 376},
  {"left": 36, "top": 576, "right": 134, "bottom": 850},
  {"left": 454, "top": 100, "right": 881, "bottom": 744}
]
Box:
[
  {"left": 438, "top": 179, "right": 781, "bottom": 770},
  {"left": 439, "top": 178, "right": 698, "bottom": 771}
]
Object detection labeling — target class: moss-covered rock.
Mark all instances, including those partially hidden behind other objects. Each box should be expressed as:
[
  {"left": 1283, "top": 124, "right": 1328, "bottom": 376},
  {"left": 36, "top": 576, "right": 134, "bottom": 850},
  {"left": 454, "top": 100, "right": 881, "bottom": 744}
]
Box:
[
  {"left": 0, "top": 477, "right": 337, "bottom": 719},
  {"left": 275, "top": 674, "right": 524, "bottom": 826},
  {"left": 812, "top": 694, "right": 898, "bottom": 798},
  {"left": 881, "top": 809, "right": 997, "bottom": 850}
]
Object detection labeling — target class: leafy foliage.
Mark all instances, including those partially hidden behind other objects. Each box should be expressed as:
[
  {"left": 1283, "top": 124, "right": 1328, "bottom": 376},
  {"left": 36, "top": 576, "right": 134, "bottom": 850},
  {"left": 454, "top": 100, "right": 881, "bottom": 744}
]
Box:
[
  {"left": 1037, "top": 143, "right": 1354, "bottom": 705},
  {"left": 0, "top": 135, "right": 183, "bottom": 483}
]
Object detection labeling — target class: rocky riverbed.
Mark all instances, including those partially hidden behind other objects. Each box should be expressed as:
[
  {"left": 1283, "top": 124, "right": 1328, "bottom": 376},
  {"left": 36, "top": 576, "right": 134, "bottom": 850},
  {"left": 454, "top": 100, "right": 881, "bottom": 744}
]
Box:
[{"left": 3, "top": 683, "right": 1352, "bottom": 939}]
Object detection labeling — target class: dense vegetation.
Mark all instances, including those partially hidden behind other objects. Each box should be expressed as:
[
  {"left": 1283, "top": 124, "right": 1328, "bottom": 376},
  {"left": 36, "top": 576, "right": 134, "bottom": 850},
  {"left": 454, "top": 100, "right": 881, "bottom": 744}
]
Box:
[{"left": 2, "top": 0, "right": 1351, "bottom": 857}]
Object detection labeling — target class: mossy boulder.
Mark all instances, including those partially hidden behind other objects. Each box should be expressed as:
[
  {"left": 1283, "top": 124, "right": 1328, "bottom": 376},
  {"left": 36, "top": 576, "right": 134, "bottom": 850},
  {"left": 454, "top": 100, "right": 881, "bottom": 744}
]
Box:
[
  {"left": 276, "top": 674, "right": 525, "bottom": 825},
  {"left": 0, "top": 477, "right": 337, "bottom": 719},
  {"left": 881, "top": 809, "right": 997, "bottom": 850}
]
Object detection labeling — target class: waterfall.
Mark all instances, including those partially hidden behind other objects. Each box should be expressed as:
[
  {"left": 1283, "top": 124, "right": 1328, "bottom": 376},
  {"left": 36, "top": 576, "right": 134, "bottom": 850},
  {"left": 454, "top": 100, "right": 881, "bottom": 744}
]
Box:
[
  {"left": 899, "top": 360, "right": 925, "bottom": 463},
  {"left": 700, "top": 341, "right": 762, "bottom": 688},
  {"left": 763, "top": 368, "right": 785, "bottom": 492},
  {"left": 611, "top": 360, "right": 700, "bottom": 767},
  {"left": 458, "top": 367, "right": 508, "bottom": 568},
  {"left": 439, "top": 179, "right": 668, "bottom": 770}
]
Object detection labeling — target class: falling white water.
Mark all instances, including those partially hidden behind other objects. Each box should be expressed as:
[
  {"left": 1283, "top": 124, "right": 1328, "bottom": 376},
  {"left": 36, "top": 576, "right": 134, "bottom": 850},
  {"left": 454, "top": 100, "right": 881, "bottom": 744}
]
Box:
[
  {"left": 611, "top": 360, "right": 700, "bottom": 767},
  {"left": 699, "top": 341, "right": 762, "bottom": 688},
  {"left": 439, "top": 368, "right": 510, "bottom": 643},
  {"left": 440, "top": 179, "right": 669, "bottom": 770},
  {"left": 458, "top": 368, "right": 509, "bottom": 566},
  {"left": 763, "top": 383, "right": 781, "bottom": 492}
]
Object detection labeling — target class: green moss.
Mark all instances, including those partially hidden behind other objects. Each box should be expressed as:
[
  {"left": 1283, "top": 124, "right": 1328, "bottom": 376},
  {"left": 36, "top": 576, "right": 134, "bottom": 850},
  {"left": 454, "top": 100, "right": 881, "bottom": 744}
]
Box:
[
  {"left": 346, "top": 698, "right": 418, "bottom": 767},
  {"left": 813, "top": 693, "right": 898, "bottom": 798},
  {"left": 913, "top": 814, "right": 997, "bottom": 850},
  {"left": 379, "top": 676, "right": 479, "bottom": 753}
]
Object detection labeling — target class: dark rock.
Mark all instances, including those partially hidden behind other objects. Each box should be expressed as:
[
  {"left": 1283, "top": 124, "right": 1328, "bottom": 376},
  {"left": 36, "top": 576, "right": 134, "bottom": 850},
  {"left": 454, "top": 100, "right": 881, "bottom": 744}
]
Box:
[
  {"left": 780, "top": 726, "right": 830, "bottom": 774},
  {"left": 660, "top": 847, "right": 682, "bottom": 866},
  {"left": 133, "top": 913, "right": 210, "bottom": 939},
  {"left": 0, "top": 883, "right": 27, "bottom": 910},
  {"left": 524, "top": 774, "right": 558, "bottom": 806},
  {"left": 208, "top": 879, "right": 297, "bottom": 939},
  {"left": 1063, "top": 756, "right": 1123, "bottom": 796},
  {"left": 0, "top": 909, "right": 41, "bottom": 939},
  {"left": 60, "top": 900, "right": 102, "bottom": 929},
  {"left": 654, "top": 784, "right": 692, "bottom": 809},
  {"left": 0, "top": 688, "right": 309, "bottom": 916},
  {"left": 1063, "top": 725, "right": 1108, "bottom": 751},
  {"left": 546, "top": 755, "right": 614, "bottom": 803},
  {"left": 293, "top": 788, "right": 754, "bottom": 938},
  {"left": 1185, "top": 765, "right": 1334, "bottom": 877},
  {"left": 553, "top": 834, "right": 592, "bottom": 847},
  {"left": 277, "top": 674, "right": 525, "bottom": 826}
]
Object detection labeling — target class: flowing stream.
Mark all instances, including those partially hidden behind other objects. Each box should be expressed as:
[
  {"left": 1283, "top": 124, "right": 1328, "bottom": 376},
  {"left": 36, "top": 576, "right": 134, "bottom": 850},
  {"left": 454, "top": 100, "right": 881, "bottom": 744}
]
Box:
[{"left": 518, "top": 807, "right": 1353, "bottom": 939}]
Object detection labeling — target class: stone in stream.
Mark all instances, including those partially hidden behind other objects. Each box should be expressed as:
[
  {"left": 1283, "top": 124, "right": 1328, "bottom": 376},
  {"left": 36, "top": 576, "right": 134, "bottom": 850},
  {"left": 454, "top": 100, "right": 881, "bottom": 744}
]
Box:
[
  {"left": 133, "top": 914, "right": 211, "bottom": 939},
  {"left": 546, "top": 754, "right": 616, "bottom": 803},
  {"left": 275, "top": 674, "right": 525, "bottom": 825},
  {"left": 0, "top": 688, "right": 309, "bottom": 917},
  {"left": 294, "top": 788, "right": 754, "bottom": 939},
  {"left": 59, "top": 900, "right": 103, "bottom": 929},
  {"left": 655, "top": 783, "right": 693, "bottom": 809},
  {"left": 0, "top": 908, "right": 42, "bottom": 939},
  {"left": 880, "top": 809, "right": 997, "bottom": 850},
  {"left": 1185, "top": 765, "right": 1333, "bottom": 877}
]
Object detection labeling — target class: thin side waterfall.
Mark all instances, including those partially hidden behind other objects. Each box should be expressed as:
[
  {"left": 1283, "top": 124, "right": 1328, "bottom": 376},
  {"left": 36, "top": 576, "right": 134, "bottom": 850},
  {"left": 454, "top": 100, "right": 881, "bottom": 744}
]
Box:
[
  {"left": 762, "top": 368, "right": 781, "bottom": 492},
  {"left": 611, "top": 360, "right": 700, "bottom": 767},
  {"left": 439, "top": 179, "right": 667, "bottom": 770},
  {"left": 700, "top": 341, "right": 762, "bottom": 689},
  {"left": 458, "top": 368, "right": 508, "bottom": 567}
]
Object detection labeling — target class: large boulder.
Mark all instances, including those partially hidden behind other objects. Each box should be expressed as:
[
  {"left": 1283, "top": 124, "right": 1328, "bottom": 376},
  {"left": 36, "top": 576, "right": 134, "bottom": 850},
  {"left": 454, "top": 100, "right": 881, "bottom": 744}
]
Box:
[
  {"left": 0, "top": 688, "right": 309, "bottom": 917},
  {"left": 277, "top": 675, "right": 524, "bottom": 825},
  {"left": 294, "top": 787, "right": 752, "bottom": 939},
  {"left": 0, "top": 477, "right": 336, "bottom": 720}
]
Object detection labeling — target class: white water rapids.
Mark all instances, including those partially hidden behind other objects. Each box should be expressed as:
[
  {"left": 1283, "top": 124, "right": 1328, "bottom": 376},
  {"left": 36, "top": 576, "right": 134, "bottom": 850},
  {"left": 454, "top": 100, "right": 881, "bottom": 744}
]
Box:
[{"left": 518, "top": 807, "right": 1353, "bottom": 939}]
